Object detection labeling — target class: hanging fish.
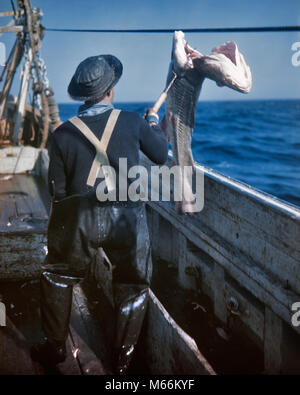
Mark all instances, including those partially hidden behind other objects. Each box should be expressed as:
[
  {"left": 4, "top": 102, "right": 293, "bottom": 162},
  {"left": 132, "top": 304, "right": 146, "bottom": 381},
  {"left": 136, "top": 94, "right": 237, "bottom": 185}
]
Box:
[{"left": 164, "top": 31, "right": 252, "bottom": 213}]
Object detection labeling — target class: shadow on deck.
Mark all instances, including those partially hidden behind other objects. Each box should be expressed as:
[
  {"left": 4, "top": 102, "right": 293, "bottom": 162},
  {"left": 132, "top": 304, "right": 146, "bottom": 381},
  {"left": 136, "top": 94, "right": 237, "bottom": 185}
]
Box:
[{"left": 0, "top": 279, "right": 138, "bottom": 375}]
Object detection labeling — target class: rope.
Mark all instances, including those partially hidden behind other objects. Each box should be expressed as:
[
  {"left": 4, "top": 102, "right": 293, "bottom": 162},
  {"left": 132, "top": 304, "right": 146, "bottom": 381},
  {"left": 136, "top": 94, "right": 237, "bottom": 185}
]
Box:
[
  {"left": 45, "top": 26, "right": 300, "bottom": 34},
  {"left": 10, "top": 0, "right": 17, "bottom": 19}
]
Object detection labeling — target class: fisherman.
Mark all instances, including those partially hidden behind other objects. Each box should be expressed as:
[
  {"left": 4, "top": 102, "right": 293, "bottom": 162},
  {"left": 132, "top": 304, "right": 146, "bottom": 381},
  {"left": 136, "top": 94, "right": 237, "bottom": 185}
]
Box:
[{"left": 31, "top": 54, "right": 168, "bottom": 374}]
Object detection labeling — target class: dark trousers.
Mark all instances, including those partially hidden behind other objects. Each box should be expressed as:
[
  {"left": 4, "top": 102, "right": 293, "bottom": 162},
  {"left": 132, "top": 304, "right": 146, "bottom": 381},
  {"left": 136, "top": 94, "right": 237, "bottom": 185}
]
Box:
[{"left": 41, "top": 198, "right": 152, "bottom": 353}]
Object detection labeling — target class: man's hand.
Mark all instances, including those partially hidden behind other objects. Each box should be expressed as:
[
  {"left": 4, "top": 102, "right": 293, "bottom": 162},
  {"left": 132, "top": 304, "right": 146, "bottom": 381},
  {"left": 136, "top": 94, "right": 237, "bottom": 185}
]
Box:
[{"left": 144, "top": 108, "right": 159, "bottom": 126}]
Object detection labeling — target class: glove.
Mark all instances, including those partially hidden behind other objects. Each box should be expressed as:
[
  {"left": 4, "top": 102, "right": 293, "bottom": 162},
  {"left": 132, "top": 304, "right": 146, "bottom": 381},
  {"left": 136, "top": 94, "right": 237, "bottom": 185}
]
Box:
[{"left": 144, "top": 108, "right": 159, "bottom": 125}]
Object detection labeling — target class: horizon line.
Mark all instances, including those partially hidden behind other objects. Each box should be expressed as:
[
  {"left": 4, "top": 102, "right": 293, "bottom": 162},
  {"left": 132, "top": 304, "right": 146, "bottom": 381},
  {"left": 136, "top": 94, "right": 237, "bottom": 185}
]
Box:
[{"left": 57, "top": 97, "right": 300, "bottom": 105}]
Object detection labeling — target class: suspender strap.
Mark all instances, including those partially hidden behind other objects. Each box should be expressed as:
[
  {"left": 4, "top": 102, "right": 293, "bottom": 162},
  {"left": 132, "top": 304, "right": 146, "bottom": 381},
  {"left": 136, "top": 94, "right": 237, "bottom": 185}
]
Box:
[{"left": 69, "top": 109, "right": 121, "bottom": 191}]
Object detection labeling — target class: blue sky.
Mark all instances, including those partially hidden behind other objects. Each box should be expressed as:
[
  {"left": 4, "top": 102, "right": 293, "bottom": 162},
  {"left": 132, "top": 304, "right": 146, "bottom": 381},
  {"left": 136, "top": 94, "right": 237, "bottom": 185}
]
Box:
[{"left": 1, "top": 0, "right": 300, "bottom": 102}]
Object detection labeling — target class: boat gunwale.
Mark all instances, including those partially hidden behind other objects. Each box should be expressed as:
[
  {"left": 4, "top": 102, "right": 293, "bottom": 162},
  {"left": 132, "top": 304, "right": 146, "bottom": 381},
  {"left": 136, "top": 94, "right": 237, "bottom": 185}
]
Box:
[{"left": 188, "top": 152, "right": 300, "bottom": 220}]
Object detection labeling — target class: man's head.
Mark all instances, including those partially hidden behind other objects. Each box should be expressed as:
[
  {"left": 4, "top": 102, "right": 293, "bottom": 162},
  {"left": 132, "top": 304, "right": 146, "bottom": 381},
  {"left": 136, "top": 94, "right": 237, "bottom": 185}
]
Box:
[
  {"left": 68, "top": 55, "right": 122, "bottom": 102},
  {"left": 85, "top": 87, "right": 115, "bottom": 105}
]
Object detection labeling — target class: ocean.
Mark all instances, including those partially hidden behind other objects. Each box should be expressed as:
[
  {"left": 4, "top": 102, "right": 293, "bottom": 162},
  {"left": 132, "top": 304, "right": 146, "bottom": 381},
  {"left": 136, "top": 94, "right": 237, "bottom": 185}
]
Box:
[{"left": 58, "top": 100, "right": 300, "bottom": 208}]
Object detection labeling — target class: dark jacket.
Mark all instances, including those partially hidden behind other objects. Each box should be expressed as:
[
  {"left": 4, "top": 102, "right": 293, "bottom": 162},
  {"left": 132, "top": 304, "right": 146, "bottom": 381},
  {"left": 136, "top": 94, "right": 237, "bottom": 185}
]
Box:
[{"left": 48, "top": 109, "right": 168, "bottom": 200}]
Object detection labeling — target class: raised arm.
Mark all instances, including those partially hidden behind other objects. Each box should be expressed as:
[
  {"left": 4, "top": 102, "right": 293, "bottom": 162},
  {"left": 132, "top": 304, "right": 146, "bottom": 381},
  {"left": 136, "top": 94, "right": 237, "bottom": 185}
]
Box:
[{"left": 139, "top": 115, "right": 168, "bottom": 165}]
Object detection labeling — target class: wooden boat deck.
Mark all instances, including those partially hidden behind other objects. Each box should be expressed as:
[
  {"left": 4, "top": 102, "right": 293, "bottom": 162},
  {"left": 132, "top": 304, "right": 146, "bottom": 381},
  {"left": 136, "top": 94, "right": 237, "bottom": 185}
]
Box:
[
  {"left": 0, "top": 279, "right": 113, "bottom": 375},
  {"left": 0, "top": 278, "right": 150, "bottom": 375},
  {"left": 0, "top": 172, "right": 49, "bottom": 230},
  {"left": 0, "top": 173, "right": 50, "bottom": 280}
]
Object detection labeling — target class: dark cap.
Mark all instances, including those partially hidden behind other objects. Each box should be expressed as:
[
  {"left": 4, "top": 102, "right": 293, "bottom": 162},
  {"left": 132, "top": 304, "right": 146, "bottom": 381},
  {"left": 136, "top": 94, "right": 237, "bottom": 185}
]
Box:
[{"left": 68, "top": 55, "right": 123, "bottom": 101}]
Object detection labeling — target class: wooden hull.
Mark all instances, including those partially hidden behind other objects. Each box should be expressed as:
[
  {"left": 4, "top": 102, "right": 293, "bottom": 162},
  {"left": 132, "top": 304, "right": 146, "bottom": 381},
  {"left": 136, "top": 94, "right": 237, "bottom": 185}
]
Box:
[{"left": 141, "top": 153, "right": 300, "bottom": 374}]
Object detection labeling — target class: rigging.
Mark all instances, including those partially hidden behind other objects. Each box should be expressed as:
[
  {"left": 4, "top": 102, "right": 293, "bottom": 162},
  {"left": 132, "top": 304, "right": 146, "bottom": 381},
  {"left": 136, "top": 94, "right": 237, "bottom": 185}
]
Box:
[{"left": 45, "top": 26, "right": 300, "bottom": 34}]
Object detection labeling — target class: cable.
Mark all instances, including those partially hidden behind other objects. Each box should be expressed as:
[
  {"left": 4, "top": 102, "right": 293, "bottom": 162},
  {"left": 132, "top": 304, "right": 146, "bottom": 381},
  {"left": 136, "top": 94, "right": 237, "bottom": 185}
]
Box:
[
  {"left": 45, "top": 26, "right": 300, "bottom": 34},
  {"left": 10, "top": 0, "right": 16, "bottom": 19}
]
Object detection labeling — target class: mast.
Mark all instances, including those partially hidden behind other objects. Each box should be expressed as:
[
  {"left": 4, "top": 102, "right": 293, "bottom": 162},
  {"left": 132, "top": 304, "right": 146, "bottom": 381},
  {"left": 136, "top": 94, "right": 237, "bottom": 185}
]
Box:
[{"left": 0, "top": 0, "right": 61, "bottom": 148}]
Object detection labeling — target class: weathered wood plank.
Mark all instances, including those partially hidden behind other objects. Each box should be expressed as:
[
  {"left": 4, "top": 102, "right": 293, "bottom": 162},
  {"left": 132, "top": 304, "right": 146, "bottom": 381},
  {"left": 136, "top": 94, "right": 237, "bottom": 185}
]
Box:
[
  {"left": 0, "top": 281, "right": 44, "bottom": 375},
  {"left": 70, "top": 284, "right": 107, "bottom": 375},
  {"left": 203, "top": 167, "right": 300, "bottom": 251},
  {"left": 140, "top": 155, "right": 300, "bottom": 327},
  {"left": 11, "top": 174, "right": 49, "bottom": 217},
  {"left": 144, "top": 153, "right": 300, "bottom": 293},
  {"left": 0, "top": 281, "right": 83, "bottom": 375},
  {"left": 0, "top": 174, "right": 49, "bottom": 224},
  {"left": 0, "top": 198, "right": 17, "bottom": 228},
  {"left": 0, "top": 233, "right": 47, "bottom": 280},
  {"left": 149, "top": 200, "right": 300, "bottom": 335},
  {"left": 0, "top": 147, "right": 41, "bottom": 174},
  {"left": 0, "top": 173, "right": 49, "bottom": 279},
  {"left": 144, "top": 289, "right": 216, "bottom": 375},
  {"left": 0, "top": 316, "right": 37, "bottom": 375},
  {"left": 141, "top": 153, "right": 300, "bottom": 374},
  {"left": 0, "top": 26, "right": 24, "bottom": 34},
  {"left": 198, "top": 171, "right": 300, "bottom": 297},
  {"left": 199, "top": 194, "right": 300, "bottom": 294}
]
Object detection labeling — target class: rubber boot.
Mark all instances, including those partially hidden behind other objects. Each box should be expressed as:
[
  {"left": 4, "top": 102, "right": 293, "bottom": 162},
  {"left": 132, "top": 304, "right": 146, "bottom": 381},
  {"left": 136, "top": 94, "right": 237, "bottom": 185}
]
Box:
[
  {"left": 30, "top": 338, "right": 67, "bottom": 365},
  {"left": 113, "top": 284, "right": 149, "bottom": 375},
  {"left": 31, "top": 272, "right": 77, "bottom": 365}
]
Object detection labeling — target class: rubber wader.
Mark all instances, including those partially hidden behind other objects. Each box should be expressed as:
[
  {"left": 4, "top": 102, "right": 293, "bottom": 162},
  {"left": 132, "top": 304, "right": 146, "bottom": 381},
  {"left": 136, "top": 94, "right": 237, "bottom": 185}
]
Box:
[{"left": 31, "top": 110, "right": 152, "bottom": 374}]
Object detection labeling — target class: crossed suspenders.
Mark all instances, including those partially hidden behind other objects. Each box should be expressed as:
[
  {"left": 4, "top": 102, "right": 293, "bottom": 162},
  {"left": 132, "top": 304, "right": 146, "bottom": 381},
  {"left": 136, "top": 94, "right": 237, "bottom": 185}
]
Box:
[{"left": 69, "top": 109, "right": 121, "bottom": 192}]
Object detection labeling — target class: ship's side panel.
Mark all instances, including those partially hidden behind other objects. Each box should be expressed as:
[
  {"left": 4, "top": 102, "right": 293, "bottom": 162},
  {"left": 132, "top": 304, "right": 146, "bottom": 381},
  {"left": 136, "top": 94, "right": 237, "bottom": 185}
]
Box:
[{"left": 142, "top": 155, "right": 300, "bottom": 374}]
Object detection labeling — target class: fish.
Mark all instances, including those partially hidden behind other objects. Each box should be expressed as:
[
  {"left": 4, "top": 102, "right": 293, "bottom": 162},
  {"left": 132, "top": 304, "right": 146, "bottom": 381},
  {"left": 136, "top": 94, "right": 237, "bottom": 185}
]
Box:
[{"left": 164, "top": 31, "right": 252, "bottom": 213}]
